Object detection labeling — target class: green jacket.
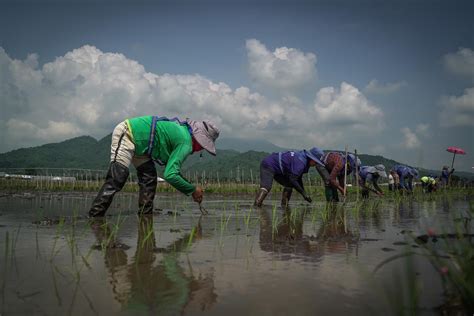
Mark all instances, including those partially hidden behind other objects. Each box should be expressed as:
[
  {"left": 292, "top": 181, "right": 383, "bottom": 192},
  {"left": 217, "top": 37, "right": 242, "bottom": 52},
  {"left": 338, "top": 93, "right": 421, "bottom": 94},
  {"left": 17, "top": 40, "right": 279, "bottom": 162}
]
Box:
[{"left": 126, "top": 116, "right": 195, "bottom": 195}]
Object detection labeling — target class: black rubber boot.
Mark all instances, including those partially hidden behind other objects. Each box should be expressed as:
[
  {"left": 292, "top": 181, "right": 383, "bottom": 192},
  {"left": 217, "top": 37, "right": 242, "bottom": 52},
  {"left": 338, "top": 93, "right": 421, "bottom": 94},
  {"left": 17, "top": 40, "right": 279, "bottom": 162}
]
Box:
[
  {"left": 361, "top": 188, "right": 369, "bottom": 199},
  {"left": 324, "top": 186, "right": 339, "bottom": 202},
  {"left": 136, "top": 160, "right": 157, "bottom": 215},
  {"left": 254, "top": 188, "right": 269, "bottom": 207},
  {"left": 88, "top": 162, "right": 130, "bottom": 217},
  {"left": 281, "top": 187, "right": 293, "bottom": 208}
]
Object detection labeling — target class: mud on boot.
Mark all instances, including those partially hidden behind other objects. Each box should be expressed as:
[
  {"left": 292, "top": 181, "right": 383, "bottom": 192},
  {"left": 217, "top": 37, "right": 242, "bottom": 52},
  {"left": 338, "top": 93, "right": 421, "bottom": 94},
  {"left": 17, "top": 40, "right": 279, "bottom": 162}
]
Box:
[
  {"left": 136, "top": 160, "right": 157, "bottom": 215},
  {"left": 89, "top": 162, "right": 129, "bottom": 217},
  {"left": 281, "top": 187, "right": 293, "bottom": 208},
  {"left": 254, "top": 188, "right": 269, "bottom": 207}
]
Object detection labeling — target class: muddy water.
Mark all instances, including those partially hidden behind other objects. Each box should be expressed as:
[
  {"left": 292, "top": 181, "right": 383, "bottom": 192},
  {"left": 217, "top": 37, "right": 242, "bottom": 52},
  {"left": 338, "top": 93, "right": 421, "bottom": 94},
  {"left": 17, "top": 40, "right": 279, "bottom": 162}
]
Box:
[{"left": 0, "top": 192, "right": 472, "bottom": 315}]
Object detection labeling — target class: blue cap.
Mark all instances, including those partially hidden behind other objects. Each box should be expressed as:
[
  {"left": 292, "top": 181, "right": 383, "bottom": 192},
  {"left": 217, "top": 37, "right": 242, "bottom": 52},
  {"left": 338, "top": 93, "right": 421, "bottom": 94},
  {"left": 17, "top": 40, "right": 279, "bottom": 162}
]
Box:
[
  {"left": 347, "top": 153, "right": 362, "bottom": 170},
  {"left": 374, "top": 164, "right": 387, "bottom": 178},
  {"left": 409, "top": 168, "right": 419, "bottom": 178},
  {"left": 304, "top": 147, "right": 325, "bottom": 167}
]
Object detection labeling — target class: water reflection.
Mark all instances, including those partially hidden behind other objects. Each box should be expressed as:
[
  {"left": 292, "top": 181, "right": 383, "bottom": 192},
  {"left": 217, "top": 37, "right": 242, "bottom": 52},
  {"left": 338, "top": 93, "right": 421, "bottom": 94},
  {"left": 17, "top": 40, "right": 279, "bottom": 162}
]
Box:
[
  {"left": 258, "top": 206, "right": 358, "bottom": 261},
  {"left": 394, "top": 199, "right": 417, "bottom": 223},
  {"left": 90, "top": 215, "right": 217, "bottom": 315},
  {"left": 357, "top": 200, "right": 384, "bottom": 230}
]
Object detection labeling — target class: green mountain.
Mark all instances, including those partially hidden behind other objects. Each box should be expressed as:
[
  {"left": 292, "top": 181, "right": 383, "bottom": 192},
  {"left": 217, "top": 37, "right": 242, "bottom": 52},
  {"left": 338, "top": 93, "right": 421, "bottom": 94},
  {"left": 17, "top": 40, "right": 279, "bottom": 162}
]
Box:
[
  {"left": 216, "top": 137, "right": 287, "bottom": 153},
  {"left": 0, "top": 135, "right": 110, "bottom": 170},
  {"left": 0, "top": 135, "right": 472, "bottom": 180}
]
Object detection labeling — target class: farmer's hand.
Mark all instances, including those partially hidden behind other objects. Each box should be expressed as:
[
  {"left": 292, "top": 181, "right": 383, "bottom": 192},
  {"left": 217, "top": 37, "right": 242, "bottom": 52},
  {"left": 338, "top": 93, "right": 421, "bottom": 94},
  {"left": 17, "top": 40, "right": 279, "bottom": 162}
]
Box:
[
  {"left": 303, "top": 195, "right": 312, "bottom": 203},
  {"left": 339, "top": 186, "right": 346, "bottom": 197},
  {"left": 192, "top": 186, "right": 203, "bottom": 203}
]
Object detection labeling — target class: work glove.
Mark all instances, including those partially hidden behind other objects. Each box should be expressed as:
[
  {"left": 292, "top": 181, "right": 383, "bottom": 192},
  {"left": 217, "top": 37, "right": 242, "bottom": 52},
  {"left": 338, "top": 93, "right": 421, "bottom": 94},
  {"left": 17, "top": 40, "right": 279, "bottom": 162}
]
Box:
[{"left": 303, "top": 195, "right": 312, "bottom": 203}]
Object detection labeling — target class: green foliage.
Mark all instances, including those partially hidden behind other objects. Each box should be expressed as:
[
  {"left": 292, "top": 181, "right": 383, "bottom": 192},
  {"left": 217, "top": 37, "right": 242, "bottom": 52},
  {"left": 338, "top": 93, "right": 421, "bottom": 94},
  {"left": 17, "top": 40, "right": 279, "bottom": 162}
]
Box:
[
  {"left": 0, "top": 135, "right": 110, "bottom": 170},
  {"left": 1, "top": 134, "right": 473, "bottom": 180}
]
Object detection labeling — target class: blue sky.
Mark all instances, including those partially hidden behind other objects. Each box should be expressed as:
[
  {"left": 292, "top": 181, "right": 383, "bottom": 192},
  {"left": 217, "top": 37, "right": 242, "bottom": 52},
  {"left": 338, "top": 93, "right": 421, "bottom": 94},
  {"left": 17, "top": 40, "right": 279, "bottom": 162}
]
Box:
[{"left": 0, "top": 0, "right": 473, "bottom": 171}]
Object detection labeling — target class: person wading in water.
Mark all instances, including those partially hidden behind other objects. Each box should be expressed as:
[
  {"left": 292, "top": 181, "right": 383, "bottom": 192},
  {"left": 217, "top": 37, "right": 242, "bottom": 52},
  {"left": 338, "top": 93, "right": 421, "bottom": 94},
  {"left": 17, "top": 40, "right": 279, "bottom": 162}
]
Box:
[{"left": 89, "top": 115, "right": 219, "bottom": 217}]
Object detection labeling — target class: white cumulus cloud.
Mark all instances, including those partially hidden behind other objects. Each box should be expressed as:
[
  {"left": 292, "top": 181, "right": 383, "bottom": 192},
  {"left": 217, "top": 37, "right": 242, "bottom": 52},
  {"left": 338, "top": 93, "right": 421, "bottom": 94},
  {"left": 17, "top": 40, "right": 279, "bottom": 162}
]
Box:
[
  {"left": 313, "top": 82, "right": 384, "bottom": 129},
  {"left": 439, "top": 87, "right": 474, "bottom": 127},
  {"left": 443, "top": 47, "right": 474, "bottom": 78},
  {"left": 246, "top": 39, "right": 317, "bottom": 91},
  {"left": 0, "top": 44, "right": 384, "bottom": 154},
  {"left": 400, "top": 123, "right": 430, "bottom": 149},
  {"left": 401, "top": 127, "right": 421, "bottom": 149}
]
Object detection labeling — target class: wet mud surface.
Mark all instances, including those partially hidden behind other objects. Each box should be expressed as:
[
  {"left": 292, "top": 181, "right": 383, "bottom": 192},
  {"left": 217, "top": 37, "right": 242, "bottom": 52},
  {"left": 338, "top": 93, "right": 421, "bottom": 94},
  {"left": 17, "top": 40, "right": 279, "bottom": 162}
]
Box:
[{"left": 0, "top": 192, "right": 472, "bottom": 315}]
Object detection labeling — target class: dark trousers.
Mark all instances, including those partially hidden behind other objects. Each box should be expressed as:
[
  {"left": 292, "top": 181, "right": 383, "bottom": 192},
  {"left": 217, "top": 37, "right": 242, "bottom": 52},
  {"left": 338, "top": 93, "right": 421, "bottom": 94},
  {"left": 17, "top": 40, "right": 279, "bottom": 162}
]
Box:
[
  {"left": 324, "top": 186, "right": 339, "bottom": 202},
  {"left": 260, "top": 165, "right": 292, "bottom": 191}
]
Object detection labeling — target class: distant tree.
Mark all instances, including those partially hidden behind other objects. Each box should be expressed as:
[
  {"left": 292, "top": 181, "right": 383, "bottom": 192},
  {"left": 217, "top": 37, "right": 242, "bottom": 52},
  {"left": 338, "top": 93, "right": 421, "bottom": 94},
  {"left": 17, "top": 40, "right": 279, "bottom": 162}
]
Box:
[{"left": 25, "top": 168, "right": 37, "bottom": 175}]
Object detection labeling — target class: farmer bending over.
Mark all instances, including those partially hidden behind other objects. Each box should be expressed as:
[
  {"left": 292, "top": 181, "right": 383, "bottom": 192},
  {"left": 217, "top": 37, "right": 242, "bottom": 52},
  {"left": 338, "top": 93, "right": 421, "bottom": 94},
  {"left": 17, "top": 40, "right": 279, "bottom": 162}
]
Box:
[
  {"left": 421, "top": 175, "right": 437, "bottom": 193},
  {"left": 358, "top": 164, "right": 387, "bottom": 198},
  {"left": 254, "top": 148, "right": 328, "bottom": 208},
  {"left": 89, "top": 115, "right": 219, "bottom": 217},
  {"left": 321, "top": 152, "right": 360, "bottom": 202},
  {"left": 388, "top": 169, "right": 400, "bottom": 191},
  {"left": 391, "top": 165, "right": 418, "bottom": 193}
]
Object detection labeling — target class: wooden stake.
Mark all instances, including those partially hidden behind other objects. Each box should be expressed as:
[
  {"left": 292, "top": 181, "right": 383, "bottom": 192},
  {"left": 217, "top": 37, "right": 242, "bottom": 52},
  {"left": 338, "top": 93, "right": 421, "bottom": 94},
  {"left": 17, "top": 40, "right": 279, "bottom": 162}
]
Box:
[
  {"left": 355, "top": 149, "right": 359, "bottom": 202},
  {"left": 343, "top": 145, "right": 348, "bottom": 202}
]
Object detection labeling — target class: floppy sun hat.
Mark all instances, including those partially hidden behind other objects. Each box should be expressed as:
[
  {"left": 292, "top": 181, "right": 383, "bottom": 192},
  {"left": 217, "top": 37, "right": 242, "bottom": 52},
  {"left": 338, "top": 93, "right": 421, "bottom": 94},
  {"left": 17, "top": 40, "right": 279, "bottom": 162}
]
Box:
[
  {"left": 347, "top": 153, "right": 361, "bottom": 170},
  {"left": 187, "top": 120, "right": 220, "bottom": 156},
  {"left": 305, "top": 147, "right": 325, "bottom": 166},
  {"left": 374, "top": 164, "right": 387, "bottom": 178},
  {"left": 409, "top": 168, "right": 419, "bottom": 178}
]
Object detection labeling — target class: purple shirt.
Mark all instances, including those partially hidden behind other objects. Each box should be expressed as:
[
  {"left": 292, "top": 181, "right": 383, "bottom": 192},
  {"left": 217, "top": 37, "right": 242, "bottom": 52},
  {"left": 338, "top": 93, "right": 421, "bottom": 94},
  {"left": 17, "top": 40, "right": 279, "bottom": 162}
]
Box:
[
  {"left": 392, "top": 165, "right": 413, "bottom": 190},
  {"left": 262, "top": 151, "right": 310, "bottom": 177}
]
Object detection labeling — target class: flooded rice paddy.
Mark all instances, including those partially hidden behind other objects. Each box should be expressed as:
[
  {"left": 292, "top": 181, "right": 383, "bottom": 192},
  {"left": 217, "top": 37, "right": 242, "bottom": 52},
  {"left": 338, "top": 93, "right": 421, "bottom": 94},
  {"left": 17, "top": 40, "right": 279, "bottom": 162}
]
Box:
[{"left": 0, "top": 192, "right": 472, "bottom": 315}]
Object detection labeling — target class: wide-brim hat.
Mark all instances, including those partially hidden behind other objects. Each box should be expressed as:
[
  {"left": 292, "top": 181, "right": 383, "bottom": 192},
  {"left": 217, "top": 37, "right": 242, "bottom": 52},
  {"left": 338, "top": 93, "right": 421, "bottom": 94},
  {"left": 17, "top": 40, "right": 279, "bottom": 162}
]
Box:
[
  {"left": 347, "top": 153, "right": 362, "bottom": 170},
  {"left": 304, "top": 147, "right": 325, "bottom": 167},
  {"left": 187, "top": 119, "right": 220, "bottom": 156},
  {"left": 374, "top": 164, "right": 387, "bottom": 178},
  {"left": 409, "top": 168, "right": 419, "bottom": 178}
]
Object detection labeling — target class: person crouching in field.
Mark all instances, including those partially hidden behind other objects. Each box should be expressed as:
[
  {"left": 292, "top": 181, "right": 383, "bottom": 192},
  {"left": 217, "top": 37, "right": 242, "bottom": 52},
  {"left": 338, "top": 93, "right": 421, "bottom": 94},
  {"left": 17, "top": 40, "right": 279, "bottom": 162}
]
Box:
[
  {"left": 440, "top": 165, "right": 454, "bottom": 187},
  {"left": 254, "top": 148, "right": 328, "bottom": 208},
  {"left": 421, "top": 175, "right": 437, "bottom": 193},
  {"left": 358, "top": 164, "right": 387, "bottom": 198},
  {"left": 389, "top": 170, "right": 400, "bottom": 191},
  {"left": 320, "top": 152, "right": 360, "bottom": 202},
  {"left": 391, "top": 165, "right": 418, "bottom": 194},
  {"left": 89, "top": 116, "right": 219, "bottom": 217}
]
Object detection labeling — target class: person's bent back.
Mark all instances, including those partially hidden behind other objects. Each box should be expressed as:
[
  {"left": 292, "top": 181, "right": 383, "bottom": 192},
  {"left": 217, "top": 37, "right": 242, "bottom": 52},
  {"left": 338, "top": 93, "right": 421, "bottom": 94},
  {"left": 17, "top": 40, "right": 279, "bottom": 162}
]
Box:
[{"left": 89, "top": 115, "right": 219, "bottom": 217}]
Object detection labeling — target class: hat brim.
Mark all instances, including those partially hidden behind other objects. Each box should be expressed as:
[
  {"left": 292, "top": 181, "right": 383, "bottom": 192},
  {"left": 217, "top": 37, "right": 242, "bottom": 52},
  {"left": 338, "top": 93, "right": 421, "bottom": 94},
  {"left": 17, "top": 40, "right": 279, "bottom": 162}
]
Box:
[
  {"left": 194, "top": 133, "right": 217, "bottom": 156},
  {"left": 377, "top": 171, "right": 388, "bottom": 178},
  {"left": 306, "top": 152, "right": 325, "bottom": 167}
]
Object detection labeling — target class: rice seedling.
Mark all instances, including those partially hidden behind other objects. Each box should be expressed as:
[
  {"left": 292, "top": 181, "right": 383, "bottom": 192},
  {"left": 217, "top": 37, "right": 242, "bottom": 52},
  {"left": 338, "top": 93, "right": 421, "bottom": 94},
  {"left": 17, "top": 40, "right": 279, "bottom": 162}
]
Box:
[
  {"left": 244, "top": 208, "right": 253, "bottom": 233},
  {"left": 373, "top": 220, "right": 474, "bottom": 313},
  {"left": 140, "top": 217, "right": 155, "bottom": 249},
  {"left": 215, "top": 210, "right": 232, "bottom": 249},
  {"left": 269, "top": 204, "right": 283, "bottom": 240},
  {"left": 49, "top": 264, "right": 64, "bottom": 306},
  {"left": 100, "top": 211, "right": 127, "bottom": 251},
  {"left": 9, "top": 224, "right": 22, "bottom": 268},
  {"left": 35, "top": 231, "right": 42, "bottom": 260},
  {"left": 50, "top": 216, "right": 66, "bottom": 262},
  {"left": 355, "top": 242, "right": 422, "bottom": 316},
  {"left": 1, "top": 231, "right": 10, "bottom": 313},
  {"left": 187, "top": 227, "right": 196, "bottom": 248}
]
